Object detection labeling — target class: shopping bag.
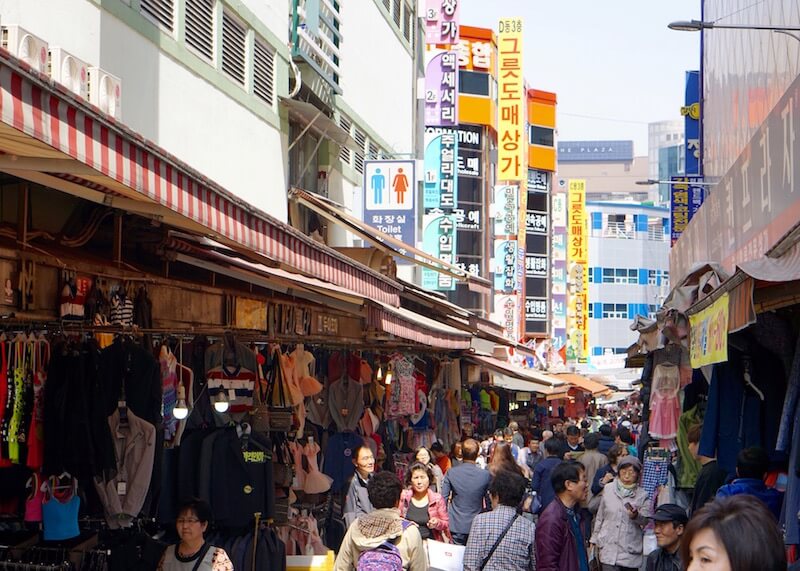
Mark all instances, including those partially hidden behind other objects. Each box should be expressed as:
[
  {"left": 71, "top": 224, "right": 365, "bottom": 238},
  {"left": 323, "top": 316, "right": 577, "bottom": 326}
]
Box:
[{"left": 426, "top": 540, "right": 465, "bottom": 571}]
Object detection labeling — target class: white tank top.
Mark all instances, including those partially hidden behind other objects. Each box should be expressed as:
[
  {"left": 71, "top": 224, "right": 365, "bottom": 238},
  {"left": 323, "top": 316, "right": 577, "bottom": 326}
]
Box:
[{"left": 160, "top": 544, "right": 217, "bottom": 571}]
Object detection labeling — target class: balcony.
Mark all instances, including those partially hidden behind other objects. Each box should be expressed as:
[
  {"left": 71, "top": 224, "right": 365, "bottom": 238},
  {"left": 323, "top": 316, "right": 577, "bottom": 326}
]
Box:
[
  {"left": 291, "top": 0, "right": 342, "bottom": 94},
  {"left": 603, "top": 221, "right": 635, "bottom": 239}
]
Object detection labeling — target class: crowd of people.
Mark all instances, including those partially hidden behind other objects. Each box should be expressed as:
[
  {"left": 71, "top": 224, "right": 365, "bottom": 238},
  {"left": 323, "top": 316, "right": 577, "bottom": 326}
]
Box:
[{"left": 332, "top": 416, "right": 789, "bottom": 571}]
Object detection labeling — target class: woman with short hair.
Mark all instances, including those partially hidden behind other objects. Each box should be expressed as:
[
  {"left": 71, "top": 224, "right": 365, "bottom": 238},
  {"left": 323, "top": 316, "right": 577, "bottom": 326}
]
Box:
[
  {"left": 399, "top": 461, "right": 450, "bottom": 542},
  {"left": 158, "top": 498, "right": 233, "bottom": 571}
]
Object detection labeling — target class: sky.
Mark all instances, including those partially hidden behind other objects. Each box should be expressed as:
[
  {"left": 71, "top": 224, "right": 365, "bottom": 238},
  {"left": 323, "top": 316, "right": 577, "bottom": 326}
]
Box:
[{"left": 459, "top": 0, "right": 702, "bottom": 156}]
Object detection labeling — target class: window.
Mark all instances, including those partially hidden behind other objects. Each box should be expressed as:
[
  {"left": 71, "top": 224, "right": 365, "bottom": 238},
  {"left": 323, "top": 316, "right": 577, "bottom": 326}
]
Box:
[
  {"left": 614, "top": 268, "right": 638, "bottom": 284},
  {"left": 140, "top": 0, "right": 175, "bottom": 32},
  {"left": 663, "top": 271, "right": 670, "bottom": 287},
  {"left": 601, "top": 304, "right": 627, "bottom": 319},
  {"left": 383, "top": 0, "right": 390, "bottom": 10},
  {"left": 392, "top": 0, "right": 401, "bottom": 25},
  {"left": 185, "top": 0, "right": 214, "bottom": 61},
  {"left": 402, "top": 1, "right": 412, "bottom": 41},
  {"left": 368, "top": 142, "right": 379, "bottom": 160},
  {"left": 338, "top": 116, "right": 352, "bottom": 164},
  {"left": 354, "top": 129, "right": 366, "bottom": 174},
  {"left": 459, "top": 71, "right": 490, "bottom": 96},
  {"left": 253, "top": 37, "right": 275, "bottom": 105},
  {"left": 648, "top": 269, "right": 657, "bottom": 285},
  {"left": 602, "top": 268, "right": 614, "bottom": 283},
  {"left": 530, "top": 126, "right": 554, "bottom": 147},
  {"left": 221, "top": 10, "right": 246, "bottom": 85},
  {"left": 648, "top": 304, "right": 658, "bottom": 320},
  {"left": 589, "top": 304, "right": 594, "bottom": 318}
]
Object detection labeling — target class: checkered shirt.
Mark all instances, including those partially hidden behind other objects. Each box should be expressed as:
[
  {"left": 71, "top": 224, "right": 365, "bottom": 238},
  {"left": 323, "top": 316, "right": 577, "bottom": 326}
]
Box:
[{"left": 462, "top": 505, "right": 536, "bottom": 571}]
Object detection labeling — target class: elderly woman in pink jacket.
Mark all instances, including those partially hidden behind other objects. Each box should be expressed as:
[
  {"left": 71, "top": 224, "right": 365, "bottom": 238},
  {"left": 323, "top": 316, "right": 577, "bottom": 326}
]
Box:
[{"left": 399, "top": 461, "right": 450, "bottom": 542}]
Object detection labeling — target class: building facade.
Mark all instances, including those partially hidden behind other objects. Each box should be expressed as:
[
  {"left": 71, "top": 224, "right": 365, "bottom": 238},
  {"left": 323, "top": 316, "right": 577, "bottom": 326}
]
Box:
[
  {"left": 557, "top": 140, "right": 649, "bottom": 202},
  {"left": 648, "top": 120, "right": 684, "bottom": 204},
  {"left": 587, "top": 202, "right": 670, "bottom": 366},
  {"left": 0, "top": 0, "right": 417, "bottom": 230}
]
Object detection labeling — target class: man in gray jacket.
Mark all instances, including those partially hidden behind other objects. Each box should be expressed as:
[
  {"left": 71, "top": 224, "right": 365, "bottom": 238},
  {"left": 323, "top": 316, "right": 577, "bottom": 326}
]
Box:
[
  {"left": 440, "top": 438, "right": 491, "bottom": 545},
  {"left": 344, "top": 445, "right": 375, "bottom": 527}
]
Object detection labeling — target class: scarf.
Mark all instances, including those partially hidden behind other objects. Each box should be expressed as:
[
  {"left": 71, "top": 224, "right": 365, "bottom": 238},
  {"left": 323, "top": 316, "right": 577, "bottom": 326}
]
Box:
[{"left": 615, "top": 479, "right": 637, "bottom": 498}]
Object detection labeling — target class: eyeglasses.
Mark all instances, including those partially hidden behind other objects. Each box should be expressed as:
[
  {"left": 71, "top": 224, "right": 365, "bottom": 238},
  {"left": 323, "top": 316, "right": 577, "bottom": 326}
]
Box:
[{"left": 176, "top": 518, "right": 201, "bottom": 525}]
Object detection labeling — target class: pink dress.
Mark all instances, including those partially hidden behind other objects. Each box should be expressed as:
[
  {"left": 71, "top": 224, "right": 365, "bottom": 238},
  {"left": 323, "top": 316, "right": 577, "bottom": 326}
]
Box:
[
  {"left": 302, "top": 441, "right": 332, "bottom": 494},
  {"left": 649, "top": 364, "right": 680, "bottom": 439}
]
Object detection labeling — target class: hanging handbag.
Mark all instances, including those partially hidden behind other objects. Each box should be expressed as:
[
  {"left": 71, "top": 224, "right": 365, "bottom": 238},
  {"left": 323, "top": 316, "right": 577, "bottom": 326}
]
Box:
[
  {"left": 250, "top": 352, "right": 270, "bottom": 433},
  {"left": 266, "top": 348, "right": 294, "bottom": 431}
]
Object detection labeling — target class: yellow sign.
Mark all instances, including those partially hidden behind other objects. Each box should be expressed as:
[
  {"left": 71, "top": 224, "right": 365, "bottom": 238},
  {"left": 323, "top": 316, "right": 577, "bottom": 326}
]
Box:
[
  {"left": 497, "top": 18, "right": 525, "bottom": 181},
  {"left": 689, "top": 293, "right": 729, "bottom": 367},
  {"left": 567, "top": 180, "right": 588, "bottom": 363}
]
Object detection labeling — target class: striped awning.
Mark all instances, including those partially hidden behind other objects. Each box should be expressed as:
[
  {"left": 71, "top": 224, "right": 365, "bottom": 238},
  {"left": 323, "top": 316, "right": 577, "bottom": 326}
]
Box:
[
  {"left": 0, "top": 51, "right": 401, "bottom": 307},
  {"left": 367, "top": 304, "right": 472, "bottom": 350},
  {"left": 551, "top": 373, "right": 612, "bottom": 396}
]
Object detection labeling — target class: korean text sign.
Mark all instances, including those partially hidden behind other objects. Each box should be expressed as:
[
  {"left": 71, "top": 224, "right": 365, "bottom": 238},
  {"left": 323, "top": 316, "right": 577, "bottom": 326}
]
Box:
[
  {"left": 497, "top": 18, "right": 525, "bottom": 181},
  {"left": 425, "top": 48, "right": 459, "bottom": 127},
  {"left": 363, "top": 160, "right": 416, "bottom": 249},
  {"left": 425, "top": 0, "right": 459, "bottom": 45},
  {"left": 567, "top": 179, "right": 588, "bottom": 363},
  {"left": 670, "top": 176, "right": 705, "bottom": 246},
  {"left": 689, "top": 293, "right": 729, "bottom": 367}
]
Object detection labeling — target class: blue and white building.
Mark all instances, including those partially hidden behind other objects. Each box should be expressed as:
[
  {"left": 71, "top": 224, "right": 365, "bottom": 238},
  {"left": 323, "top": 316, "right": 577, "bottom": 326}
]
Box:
[{"left": 586, "top": 201, "right": 670, "bottom": 368}]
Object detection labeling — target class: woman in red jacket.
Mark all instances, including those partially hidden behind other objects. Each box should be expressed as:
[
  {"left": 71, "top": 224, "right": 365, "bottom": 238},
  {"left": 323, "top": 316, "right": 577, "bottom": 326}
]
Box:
[{"left": 399, "top": 461, "right": 450, "bottom": 542}]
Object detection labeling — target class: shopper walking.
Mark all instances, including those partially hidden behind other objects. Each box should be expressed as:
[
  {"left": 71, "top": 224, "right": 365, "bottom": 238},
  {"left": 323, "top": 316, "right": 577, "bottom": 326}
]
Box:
[
  {"left": 344, "top": 445, "right": 375, "bottom": 527},
  {"left": 687, "top": 423, "right": 728, "bottom": 514},
  {"left": 590, "top": 456, "right": 651, "bottom": 571},
  {"left": 414, "top": 446, "right": 444, "bottom": 493},
  {"left": 578, "top": 433, "right": 607, "bottom": 504},
  {"left": 440, "top": 438, "right": 491, "bottom": 546},
  {"left": 334, "top": 471, "right": 427, "bottom": 571},
  {"left": 715, "top": 446, "right": 783, "bottom": 520},
  {"left": 535, "top": 461, "right": 590, "bottom": 571},
  {"left": 531, "top": 437, "right": 564, "bottom": 510},
  {"left": 518, "top": 429, "right": 544, "bottom": 474},
  {"left": 591, "top": 444, "right": 625, "bottom": 497},
  {"left": 645, "top": 503, "right": 687, "bottom": 571},
  {"left": 489, "top": 442, "right": 528, "bottom": 479},
  {"left": 682, "top": 495, "right": 786, "bottom": 571},
  {"left": 398, "top": 461, "right": 450, "bottom": 542},
  {"left": 463, "top": 470, "right": 536, "bottom": 571}
]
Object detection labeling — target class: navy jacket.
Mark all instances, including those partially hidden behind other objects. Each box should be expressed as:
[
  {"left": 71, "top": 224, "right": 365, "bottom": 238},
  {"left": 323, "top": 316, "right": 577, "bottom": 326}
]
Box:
[
  {"left": 716, "top": 478, "right": 784, "bottom": 520},
  {"left": 532, "top": 456, "right": 562, "bottom": 510},
  {"left": 440, "top": 461, "right": 491, "bottom": 535}
]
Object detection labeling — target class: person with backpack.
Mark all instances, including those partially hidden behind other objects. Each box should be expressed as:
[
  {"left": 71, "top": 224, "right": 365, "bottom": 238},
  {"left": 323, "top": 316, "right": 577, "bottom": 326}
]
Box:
[{"left": 334, "top": 471, "right": 427, "bottom": 571}]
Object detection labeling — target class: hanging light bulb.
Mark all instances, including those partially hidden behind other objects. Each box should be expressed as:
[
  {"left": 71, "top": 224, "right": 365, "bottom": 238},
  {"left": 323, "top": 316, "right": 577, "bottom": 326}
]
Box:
[
  {"left": 173, "top": 386, "right": 189, "bottom": 420},
  {"left": 385, "top": 366, "right": 393, "bottom": 385},
  {"left": 376, "top": 366, "right": 383, "bottom": 382},
  {"left": 213, "top": 391, "right": 230, "bottom": 413}
]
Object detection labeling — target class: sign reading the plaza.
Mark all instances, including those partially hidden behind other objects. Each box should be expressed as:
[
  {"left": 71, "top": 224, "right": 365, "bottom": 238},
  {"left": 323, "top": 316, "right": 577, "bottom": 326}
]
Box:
[
  {"left": 425, "top": 0, "right": 459, "bottom": 45},
  {"left": 425, "top": 48, "right": 459, "bottom": 127},
  {"left": 567, "top": 179, "right": 588, "bottom": 363},
  {"left": 670, "top": 176, "right": 706, "bottom": 246},
  {"left": 683, "top": 70, "right": 701, "bottom": 176},
  {"left": 363, "top": 160, "right": 416, "bottom": 249},
  {"left": 497, "top": 17, "right": 525, "bottom": 181},
  {"left": 689, "top": 293, "right": 729, "bottom": 367}
]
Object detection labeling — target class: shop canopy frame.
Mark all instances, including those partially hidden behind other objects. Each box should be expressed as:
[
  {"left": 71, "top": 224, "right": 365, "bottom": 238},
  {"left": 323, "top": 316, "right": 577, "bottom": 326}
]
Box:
[
  {"left": 550, "top": 373, "right": 612, "bottom": 397},
  {"left": 0, "top": 50, "right": 403, "bottom": 308},
  {"left": 466, "top": 354, "right": 565, "bottom": 396},
  {"left": 289, "top": 187, "right": 493, "bottom": 295}
]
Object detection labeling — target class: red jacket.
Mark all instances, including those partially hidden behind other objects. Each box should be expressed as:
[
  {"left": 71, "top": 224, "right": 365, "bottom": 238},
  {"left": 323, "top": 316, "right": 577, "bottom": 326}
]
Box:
[
  {"left": 399, "top": 489, "right": 450, "bottom": 542},
  {"left": 535, "top": 497, "right": 587, "bottom": 571}
]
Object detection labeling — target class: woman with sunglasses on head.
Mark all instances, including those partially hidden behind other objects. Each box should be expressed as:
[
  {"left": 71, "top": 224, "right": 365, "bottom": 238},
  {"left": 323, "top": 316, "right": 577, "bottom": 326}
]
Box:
[{"left": 158, "top": 498, "right": 233, "bottom": 571}]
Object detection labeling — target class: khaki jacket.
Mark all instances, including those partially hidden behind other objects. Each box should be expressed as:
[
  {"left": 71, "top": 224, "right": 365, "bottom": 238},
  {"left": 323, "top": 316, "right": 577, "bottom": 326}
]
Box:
[{"left": 590, "top": 480, "right": 651, "bottom": 568}]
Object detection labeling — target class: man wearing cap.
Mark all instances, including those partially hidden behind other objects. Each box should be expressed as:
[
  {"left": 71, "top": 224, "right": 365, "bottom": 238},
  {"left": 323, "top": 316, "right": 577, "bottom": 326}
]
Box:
[{"left": 645, "top": 504, "right": 687, "bottom": 571}]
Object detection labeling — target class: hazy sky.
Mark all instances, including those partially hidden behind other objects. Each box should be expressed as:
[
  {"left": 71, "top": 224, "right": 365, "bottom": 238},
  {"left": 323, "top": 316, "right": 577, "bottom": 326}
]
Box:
[{"left": 459, "top": 0, "right": 702, "bottom": 156}]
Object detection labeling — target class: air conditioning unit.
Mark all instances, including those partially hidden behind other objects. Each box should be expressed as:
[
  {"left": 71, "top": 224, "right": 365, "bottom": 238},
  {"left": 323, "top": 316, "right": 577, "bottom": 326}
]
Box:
[
  {"left": 48, "top": 47, "right": 89, "bottom": 99},
  {"left": 1, "top": 25, "right": 48, "bottom": 72},
  {"left": 87, "top": 67, "right": 122, "bottom": 119}
]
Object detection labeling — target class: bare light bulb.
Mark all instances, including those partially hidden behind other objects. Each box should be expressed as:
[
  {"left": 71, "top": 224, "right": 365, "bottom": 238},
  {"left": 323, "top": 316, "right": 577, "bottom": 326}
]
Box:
[
  {"left": 376, "top": 366, "right": 383, "bottom": 382},
  {"left": 385, "top": 369, "right": 393, "bottom": 385},
  {"left": 173, "top": 386, "right": 189, "bottom": 420},
  {"left": 213, "top": 391, "right": 229, "bottom": 413}
]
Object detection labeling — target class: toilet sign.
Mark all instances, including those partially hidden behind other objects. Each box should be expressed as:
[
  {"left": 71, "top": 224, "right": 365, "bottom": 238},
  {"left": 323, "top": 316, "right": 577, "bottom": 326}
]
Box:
[{"left": 363, "top": 160, "right": 416, "bottom": 250}]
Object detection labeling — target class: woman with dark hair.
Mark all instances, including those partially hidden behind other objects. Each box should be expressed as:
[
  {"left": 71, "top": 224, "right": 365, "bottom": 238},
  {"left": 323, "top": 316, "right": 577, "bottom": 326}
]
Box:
[
  {"left": 682, "top": 495, "right": 786, "bottom": 571},
  {"left": 592, "top": 443, "right": 626, "bottom": 496},
  {"left": 399, "top": 461, "right": 450, "bottom": 542},
  {"left": 488, "top": 442, "right": 528, "bottom": 479},
  {"left": 414, "top": 446, "right": 444, "bottom": 492},
  {"left": 158, "top": 498, "right": 233, "bottom": 571}
]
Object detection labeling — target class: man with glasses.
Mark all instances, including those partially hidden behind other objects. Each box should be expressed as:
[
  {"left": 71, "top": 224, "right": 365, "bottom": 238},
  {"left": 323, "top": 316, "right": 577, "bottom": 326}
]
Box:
[{"left": 535, "top": 461, "right": 590, "bottom": 571}]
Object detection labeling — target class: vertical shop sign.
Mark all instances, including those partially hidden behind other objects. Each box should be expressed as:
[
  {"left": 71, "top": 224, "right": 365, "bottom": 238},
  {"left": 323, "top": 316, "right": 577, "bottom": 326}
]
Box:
[
  {"left": 363, "top": 160, "right": 416, "bottom": 249},
  {"left": 425, "top": 0, "right": 459, "bottom": 45},
  {"left": 683, "top": 70, "right": 701, "bottom": 176},
  {"left": 422, "top": 128, "right": 458, "bottom": 290},
  {"left": 497, "top": 17, "right": 525, "bottom": 181},
  {"left": 495, "top": 294, "right": 518, "bottom": 340},
  {"left": 425, "top": 48, "right": 459, "bottom": 128},
  {"left": 493, "top": 240, "right": 517, "bottom": 294},
  {"left": 567, "top": 179, "right": 588, "bottom": 363},
  {"left": 551, "top": 185, "right": 568, "bottom": 349},
  {"left": 670, "top": 175, "right": 705, "bottom": 246},
  {"left": 493, "top": 184, "right": 518, "bottom": 236}
]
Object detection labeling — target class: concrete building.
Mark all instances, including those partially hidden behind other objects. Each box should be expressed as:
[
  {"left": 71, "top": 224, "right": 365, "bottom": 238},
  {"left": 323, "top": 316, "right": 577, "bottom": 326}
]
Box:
[
  {"left": 557, "top": 140, "right": 649, "bottom": 202},
  {"left": 586, "top": 201, "right": 670, "bottom": 368},
  {"left": 648, "top": 120, "right": 684, "bottom": 204},
  {"left": 0, "top": 0, "right": 417, "bottom": 230}
]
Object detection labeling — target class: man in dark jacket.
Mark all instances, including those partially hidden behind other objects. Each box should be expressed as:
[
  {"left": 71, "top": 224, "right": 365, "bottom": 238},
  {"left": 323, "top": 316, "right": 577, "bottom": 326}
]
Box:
[
  {"left": 535, "top": 461, "right": 589, "bottom": 571},
  {"left": 646, "top": 503, "right": 687, "bottom": 571},
  {"left": 597, "top": 424, "right": 615, "bottom": 455},
  {"left": 531, "top": 438, "right": 563, "bottom": 510}
]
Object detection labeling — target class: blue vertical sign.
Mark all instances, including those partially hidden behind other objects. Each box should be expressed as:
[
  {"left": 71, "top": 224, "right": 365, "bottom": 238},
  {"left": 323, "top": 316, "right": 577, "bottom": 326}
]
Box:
[
  {"left": 670, "top": 175, "right": 706, "bottom": 246},
  {"left": 683, "top": 70, "right": 701, "bottom": 176}
]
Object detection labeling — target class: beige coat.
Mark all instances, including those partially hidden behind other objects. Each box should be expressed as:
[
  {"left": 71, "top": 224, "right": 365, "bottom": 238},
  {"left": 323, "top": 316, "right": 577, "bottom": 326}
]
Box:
[
  {"left": 334, "top": 508, "right": 427, "bottom": 571},
  {"left": 578, "top": 450, "right": 608, "bottom": 503},
  {"left": 590, "top": 480, "right": 651, "bottom": 568}
]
